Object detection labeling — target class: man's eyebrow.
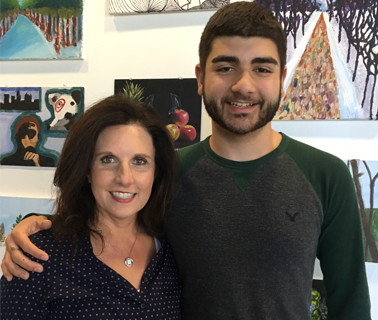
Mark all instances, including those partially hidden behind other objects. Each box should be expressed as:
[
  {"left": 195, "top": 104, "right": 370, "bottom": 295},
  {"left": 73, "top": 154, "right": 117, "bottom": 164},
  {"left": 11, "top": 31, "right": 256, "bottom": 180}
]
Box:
[
  {"left": 211, "top": 55, "right": 240, "bottom": 64},
  {"left": 251, "top": 57, "right": 278, "bottom": 65},
  {"left": 211, "top": 56, "right": 279, "bottom": 66}
]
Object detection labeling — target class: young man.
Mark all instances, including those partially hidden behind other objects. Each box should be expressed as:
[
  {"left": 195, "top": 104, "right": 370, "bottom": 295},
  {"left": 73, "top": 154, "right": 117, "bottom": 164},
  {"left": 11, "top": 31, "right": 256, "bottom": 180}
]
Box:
[{"left": 1, "top": 2, "right": 371, "bottom": 319}]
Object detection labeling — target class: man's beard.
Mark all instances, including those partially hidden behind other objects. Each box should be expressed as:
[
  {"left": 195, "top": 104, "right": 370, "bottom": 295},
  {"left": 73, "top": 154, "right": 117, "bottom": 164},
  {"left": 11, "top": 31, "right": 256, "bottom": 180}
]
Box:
[{"left": 203, "top": 89, "right": 281, "bottom": 135}]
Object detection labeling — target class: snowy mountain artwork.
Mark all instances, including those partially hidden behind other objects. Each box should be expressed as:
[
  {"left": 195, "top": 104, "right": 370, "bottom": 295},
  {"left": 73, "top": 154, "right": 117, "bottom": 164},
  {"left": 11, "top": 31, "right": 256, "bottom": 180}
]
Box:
[{"left": 0, "top": 0, "right": 83, "bottom": 60}]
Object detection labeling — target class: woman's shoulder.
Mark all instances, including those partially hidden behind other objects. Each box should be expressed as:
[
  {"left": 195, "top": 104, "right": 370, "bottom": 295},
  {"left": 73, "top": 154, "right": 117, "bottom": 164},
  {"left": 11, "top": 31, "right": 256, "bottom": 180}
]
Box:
[
  {"left": 28, "top": 229, "right": 76, "bottom": 261},
  {"left": 156, "top": 237, "right": 176, "bottom": 259},
  {"left": 29, "top": 229, "right": 55, "bottom": 247}
]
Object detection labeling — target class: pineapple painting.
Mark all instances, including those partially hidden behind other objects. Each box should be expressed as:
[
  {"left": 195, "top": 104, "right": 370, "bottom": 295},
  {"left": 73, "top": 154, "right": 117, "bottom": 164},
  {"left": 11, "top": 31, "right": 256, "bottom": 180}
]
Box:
[
  {"left": 115, "top": 78, "right": 202, "bottom": 149},
  {"left": 122, "top": 81, "right": 144, "bottom": 102}
]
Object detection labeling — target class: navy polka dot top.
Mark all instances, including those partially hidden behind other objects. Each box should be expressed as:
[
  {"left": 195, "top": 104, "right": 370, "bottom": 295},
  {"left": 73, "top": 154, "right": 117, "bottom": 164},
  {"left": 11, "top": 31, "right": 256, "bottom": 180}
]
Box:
[{"left": 1, "top": 230, "right": 182, "bottom": 319}]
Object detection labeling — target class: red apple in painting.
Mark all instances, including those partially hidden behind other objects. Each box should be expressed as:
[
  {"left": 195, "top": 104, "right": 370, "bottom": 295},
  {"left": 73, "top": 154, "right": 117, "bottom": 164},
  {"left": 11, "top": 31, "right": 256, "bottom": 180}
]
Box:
[
  {"left": 166, "top": 124, "right": 180, "bottom": 141},
  {"left": 171, "top": 109, "right": 189, "bottom": 126},
  {"left": 179, "top": 125, "right": 197, "bottom": 142}
]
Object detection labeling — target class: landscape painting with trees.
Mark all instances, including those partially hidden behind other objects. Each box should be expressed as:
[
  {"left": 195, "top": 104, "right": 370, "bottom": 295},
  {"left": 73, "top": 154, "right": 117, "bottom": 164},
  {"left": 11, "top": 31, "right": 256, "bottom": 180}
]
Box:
[
  {"left": 347, "top": 160, "right": 378, "bottom": 263},
  {"left": 0, "top": 0, "right": 83, "bottom": 59}
]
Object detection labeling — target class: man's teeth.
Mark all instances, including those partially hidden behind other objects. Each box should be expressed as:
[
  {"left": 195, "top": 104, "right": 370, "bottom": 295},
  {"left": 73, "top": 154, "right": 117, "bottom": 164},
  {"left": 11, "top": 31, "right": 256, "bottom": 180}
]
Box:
[
  {"left": 230, "top": 102, "right": 254, "bottom": 108},
  {"left": 111, "top": 192, "right": 134, "bottom": 199}
]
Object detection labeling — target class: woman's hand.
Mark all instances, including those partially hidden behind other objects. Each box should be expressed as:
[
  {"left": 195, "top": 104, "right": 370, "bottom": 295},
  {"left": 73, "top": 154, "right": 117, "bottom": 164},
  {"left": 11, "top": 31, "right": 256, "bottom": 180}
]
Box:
[{"left": 1, "top": 216, "right": 52, "bottom": 281}]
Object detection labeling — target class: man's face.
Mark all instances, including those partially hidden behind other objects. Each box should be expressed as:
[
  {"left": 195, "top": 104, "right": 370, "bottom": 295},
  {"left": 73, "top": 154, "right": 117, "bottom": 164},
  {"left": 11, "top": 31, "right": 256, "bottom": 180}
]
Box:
[
  {"left": 28, "top": 122, "right": 39, "bottom": 147},
  {"left": 196, "top": 36, "right": 286, "bottom": 135}
]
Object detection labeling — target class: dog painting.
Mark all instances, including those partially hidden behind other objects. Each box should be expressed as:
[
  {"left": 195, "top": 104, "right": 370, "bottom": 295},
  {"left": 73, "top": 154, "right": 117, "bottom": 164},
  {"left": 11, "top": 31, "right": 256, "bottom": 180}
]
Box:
[{"left": 47, "top": 90, "right": 82, "bottom": 131}]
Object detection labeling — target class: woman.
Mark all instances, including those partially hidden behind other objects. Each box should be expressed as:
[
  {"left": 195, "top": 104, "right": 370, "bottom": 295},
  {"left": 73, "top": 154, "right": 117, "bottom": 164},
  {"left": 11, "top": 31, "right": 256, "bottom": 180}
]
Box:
[{"left": 0, "top": 95, "right": 181, "bottom": 319}]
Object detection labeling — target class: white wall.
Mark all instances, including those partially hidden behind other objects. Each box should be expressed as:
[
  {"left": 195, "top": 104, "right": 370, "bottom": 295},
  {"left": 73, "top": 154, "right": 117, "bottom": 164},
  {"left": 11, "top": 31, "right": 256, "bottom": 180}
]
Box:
[{"left": 0, "top": 1, "right": 377, "bottom": 317}]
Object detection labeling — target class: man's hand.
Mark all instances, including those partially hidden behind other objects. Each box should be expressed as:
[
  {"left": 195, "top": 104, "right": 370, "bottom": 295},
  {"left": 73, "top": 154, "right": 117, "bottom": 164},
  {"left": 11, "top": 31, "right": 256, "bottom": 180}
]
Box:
[
  {"left": 1, "top": 216, "right": 52, "bottom": 281},
  {"left": 24, "top": 151, "right": 40, "bottom": 167}
]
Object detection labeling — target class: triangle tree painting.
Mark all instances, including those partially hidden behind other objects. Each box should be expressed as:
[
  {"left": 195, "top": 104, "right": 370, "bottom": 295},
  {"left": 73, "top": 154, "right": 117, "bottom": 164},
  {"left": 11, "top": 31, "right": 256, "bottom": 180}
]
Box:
[
  {"left": 0, "top": 0, "right": 83, "bottom": 60},
  {"left": 251, "top": 0, "right": 377, "bottom": 120}
]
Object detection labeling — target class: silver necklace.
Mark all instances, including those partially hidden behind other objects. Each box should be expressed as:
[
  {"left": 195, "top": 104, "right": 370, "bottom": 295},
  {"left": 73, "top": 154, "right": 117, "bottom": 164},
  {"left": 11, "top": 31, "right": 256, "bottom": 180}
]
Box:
[{"left": 105, "top": 228, "right": 138, "bottom": 267}]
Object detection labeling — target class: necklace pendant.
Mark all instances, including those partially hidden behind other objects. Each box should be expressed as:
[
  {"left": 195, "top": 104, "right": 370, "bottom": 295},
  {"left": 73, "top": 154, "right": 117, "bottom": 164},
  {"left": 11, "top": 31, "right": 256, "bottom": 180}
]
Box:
[{"left": 125, "top": 257, "right": 133, "bottom": 267}]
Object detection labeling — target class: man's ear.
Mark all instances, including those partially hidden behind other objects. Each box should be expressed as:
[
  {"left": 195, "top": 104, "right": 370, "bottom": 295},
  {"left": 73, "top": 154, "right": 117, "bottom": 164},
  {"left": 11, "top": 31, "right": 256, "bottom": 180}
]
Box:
[
  {"left": 195, "top": 64, "right": 204, "bottom": 96},
  {"left": 281, "top": 66, "right": 287, "bottom": 97}
]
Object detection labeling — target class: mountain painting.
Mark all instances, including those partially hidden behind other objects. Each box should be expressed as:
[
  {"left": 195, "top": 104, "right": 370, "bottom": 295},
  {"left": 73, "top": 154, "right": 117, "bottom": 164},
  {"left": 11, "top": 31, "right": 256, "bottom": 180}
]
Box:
[{"left": 0, "top": 0, "right": 83, "bottom": 60}]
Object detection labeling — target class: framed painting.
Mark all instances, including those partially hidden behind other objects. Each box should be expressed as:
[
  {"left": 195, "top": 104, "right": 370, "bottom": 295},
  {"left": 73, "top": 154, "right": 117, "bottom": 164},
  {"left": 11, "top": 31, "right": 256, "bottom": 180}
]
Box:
[
  {"left": 0, "top": 87, "right": 84, "bottom": 167},
  {"left": 252, "top": 0, "right": 378, "bottom": 120},
  {"left": 109, "top": 0, "right": 229, "bottom": 14},
  {"left": 0, "top": 0, "right": 83, "bottom": 60},
  {"left": 115, "top": 78, "right": 201, "bottom": 149}
]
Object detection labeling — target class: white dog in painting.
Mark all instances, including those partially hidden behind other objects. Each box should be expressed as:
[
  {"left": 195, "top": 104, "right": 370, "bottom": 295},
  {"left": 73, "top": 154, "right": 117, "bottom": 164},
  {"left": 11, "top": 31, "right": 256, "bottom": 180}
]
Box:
[{"left": 47, "top": 90, "right": 81, "bottom": 131}]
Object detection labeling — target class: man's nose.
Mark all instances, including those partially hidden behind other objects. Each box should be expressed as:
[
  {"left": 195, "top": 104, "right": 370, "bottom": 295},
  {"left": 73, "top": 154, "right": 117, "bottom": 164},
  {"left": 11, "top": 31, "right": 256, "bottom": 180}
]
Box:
[{"left": 231, "top": 71, "right": 256, "bottom": 96}]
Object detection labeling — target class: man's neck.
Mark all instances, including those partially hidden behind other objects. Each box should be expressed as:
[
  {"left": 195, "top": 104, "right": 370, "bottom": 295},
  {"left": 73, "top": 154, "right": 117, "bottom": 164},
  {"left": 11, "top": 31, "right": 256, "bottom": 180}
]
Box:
[{"left": 209, "top": 121, "right": 282, "bottom": 161}]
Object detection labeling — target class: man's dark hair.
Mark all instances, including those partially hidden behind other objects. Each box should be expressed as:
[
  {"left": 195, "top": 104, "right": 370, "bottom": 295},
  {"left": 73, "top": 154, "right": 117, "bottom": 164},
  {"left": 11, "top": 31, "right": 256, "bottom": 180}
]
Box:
[
  {"left": 15, "top": 122, "right": 38, "bottom": 146},
  {"left": 199, "top": 1, "right": 287, "bottom": 75},
  {"left": 52, "top": 95, "right": 177, "bottom": 248}
]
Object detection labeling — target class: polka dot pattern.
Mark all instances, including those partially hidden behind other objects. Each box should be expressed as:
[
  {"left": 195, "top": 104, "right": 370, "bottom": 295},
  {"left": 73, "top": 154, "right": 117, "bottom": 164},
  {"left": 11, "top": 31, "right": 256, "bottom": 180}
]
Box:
[{"left": 1, "top": 230, "right": 182, "bottom": 319}]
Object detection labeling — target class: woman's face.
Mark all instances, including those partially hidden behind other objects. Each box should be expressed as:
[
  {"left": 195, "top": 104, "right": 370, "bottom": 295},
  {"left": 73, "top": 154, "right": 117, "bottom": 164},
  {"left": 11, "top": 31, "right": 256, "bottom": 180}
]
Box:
[{"left": 89, "top": 124, "right": 155, "bottom": 224}]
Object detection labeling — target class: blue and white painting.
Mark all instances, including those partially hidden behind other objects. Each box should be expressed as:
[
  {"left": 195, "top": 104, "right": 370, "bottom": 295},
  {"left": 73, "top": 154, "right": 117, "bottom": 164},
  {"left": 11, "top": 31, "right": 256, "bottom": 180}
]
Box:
[{"left": 0, "top": 0, "right": 83, "bottom": 60}]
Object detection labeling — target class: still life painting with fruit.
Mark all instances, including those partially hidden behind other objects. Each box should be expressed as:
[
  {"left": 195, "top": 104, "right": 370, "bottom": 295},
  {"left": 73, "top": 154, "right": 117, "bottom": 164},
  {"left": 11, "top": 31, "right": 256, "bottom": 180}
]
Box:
[{"left": 115, "top": 78, "right": 202, "bottom": 148}]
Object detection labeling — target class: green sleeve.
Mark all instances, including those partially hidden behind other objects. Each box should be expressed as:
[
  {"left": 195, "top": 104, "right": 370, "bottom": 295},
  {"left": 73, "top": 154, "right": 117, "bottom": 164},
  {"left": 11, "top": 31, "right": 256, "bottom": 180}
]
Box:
[
  {"left": 286, "top": 137, "right": 371, "bottom": 319},
  {"left": 316, "top": 162, "right": 371, "bottom": 319}
]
